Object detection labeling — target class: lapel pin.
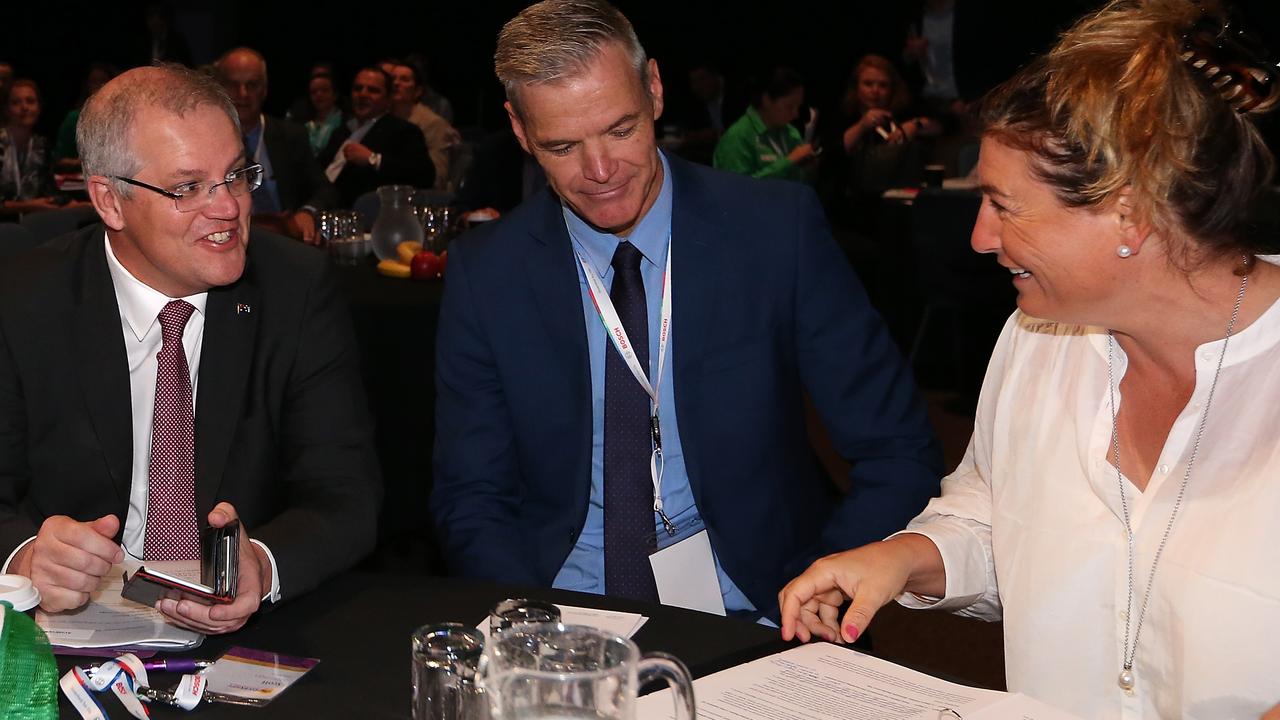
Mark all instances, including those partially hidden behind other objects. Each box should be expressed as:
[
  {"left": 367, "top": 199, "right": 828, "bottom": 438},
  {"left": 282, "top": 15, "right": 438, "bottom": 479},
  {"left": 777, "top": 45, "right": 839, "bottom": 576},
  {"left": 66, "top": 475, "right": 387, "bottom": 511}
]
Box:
[{"left": 236, "top": 303, "right": 252, "bottom": 315}]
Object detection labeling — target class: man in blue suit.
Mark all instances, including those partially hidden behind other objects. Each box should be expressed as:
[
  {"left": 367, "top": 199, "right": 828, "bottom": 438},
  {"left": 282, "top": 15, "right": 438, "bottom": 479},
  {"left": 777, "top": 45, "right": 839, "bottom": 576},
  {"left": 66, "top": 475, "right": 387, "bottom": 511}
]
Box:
[{"left": 432, "top": 0, "right": 942, "bottom": 620}]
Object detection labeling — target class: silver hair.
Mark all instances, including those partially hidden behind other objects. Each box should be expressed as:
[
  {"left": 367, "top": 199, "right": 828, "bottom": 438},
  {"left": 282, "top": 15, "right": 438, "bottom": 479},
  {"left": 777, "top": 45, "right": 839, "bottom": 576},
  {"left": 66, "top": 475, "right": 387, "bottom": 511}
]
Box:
[
  {"left": 495, "top": 0, "right": 648, "bottom": 116},
  {"left": 77, "top": 63, "right": 240, "bottom": 197},
  {"left": 214, "top": 47, "right": 270, "bottom": 89}
]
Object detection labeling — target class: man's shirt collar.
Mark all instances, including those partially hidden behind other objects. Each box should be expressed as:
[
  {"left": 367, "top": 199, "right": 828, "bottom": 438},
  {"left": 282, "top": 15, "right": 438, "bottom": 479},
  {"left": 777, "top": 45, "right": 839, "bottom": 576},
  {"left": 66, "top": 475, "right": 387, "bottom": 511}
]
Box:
[
  {"left": 104, "top": 232, "right": 208, "bottom": 341},
  {"left": 564, "top": 150, "right": 673, "bottom": 278}
]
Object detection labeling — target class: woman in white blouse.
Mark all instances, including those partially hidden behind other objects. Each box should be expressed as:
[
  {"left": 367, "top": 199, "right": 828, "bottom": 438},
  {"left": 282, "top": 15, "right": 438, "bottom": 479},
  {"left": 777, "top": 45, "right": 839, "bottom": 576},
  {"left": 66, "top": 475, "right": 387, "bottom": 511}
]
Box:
[{"left": 779, "top": 1, "right": 1280, "bottom": 718}]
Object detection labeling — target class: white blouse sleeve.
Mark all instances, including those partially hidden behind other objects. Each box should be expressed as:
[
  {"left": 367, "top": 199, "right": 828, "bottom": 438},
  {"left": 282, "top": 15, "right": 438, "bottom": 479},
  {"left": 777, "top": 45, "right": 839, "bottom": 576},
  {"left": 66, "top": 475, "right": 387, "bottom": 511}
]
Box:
[{"left": 892, "top": 312, "right": 1026, "bottom": 621}]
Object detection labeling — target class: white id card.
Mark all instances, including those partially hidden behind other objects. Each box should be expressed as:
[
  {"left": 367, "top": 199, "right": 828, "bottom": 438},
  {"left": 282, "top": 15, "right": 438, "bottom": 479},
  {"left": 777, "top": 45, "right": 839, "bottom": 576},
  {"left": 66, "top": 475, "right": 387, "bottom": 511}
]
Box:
[
  {"left": 648, "top": 529, "right": 726, "bottom": 616},
  {"left": 200, "top": 646, "right": 319, "bottom": 705}
]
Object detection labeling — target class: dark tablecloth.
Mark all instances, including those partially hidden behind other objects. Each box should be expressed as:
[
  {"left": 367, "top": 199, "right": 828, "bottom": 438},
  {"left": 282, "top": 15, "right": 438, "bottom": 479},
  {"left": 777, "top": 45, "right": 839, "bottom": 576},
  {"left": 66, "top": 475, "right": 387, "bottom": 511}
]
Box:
[{"left": 55, "top": 573, "right": 789, "bottom": 718}]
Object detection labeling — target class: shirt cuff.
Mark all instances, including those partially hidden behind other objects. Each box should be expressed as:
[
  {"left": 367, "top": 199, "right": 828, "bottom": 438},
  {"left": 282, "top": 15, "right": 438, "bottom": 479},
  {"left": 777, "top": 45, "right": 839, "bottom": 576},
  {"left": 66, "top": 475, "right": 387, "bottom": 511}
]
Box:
[
  {"left": 2, "top": 536, "right": 36, "bottom": 574},
  {"left": 887, "top": 524, "right": 989, "bottom": 611},
  {"left": 249, "top": 538, "right": 282, "bottom": 603}
]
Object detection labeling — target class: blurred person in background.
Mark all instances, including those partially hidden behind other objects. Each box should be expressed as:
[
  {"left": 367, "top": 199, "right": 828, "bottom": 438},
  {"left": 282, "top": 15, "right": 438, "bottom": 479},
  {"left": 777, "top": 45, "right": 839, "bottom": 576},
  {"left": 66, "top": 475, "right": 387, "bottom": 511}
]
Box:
[
  {"left": 389, "top": 60, "right": 461, "bottom": 191},
  {"left": 713, "top": 66, "right": 817, "bottom": 182},
  {"left": 819, "top": 54, "right": 939, "bottom": 228},
  {"left": 215, "top": 47, "right": 336, "bottom": 244},
  {"left": 0, "top": 61, "right": 13, "bottom": 123},
  {"left": 53, "top": 62, "right": 119, "bottom": 172},
  {"left": 319, "top": 67, "right": 433, "bottom": 206},
  {"left": 403, "top": 52, "right": 454, "bottom": 125},
  {"left": 304, "top": 73, "right": 344, "bottom": 157},
  {"left": 0, "top": 79, "right": 68, "bottom": 215}
]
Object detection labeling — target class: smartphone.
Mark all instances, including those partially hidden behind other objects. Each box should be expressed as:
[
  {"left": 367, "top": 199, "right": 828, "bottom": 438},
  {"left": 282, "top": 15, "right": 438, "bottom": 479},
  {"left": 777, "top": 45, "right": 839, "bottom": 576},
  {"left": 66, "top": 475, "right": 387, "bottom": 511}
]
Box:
[
  {"left": 122, "top": 520, "right": 240, "bottom": 607},
  {"left": 121, "top": 566, "right": 236, "bottom": 605}
]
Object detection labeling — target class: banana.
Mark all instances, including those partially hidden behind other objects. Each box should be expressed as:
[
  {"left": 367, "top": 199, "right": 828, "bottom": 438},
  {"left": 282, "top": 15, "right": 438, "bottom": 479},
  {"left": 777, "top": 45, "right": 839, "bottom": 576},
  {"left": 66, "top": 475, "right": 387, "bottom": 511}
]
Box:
[
  {"left": 377, "top": 259, "right": 412, "bottom": 278},
  {"left": 397, "top": 241, "right": 424, "bottom": 265}
]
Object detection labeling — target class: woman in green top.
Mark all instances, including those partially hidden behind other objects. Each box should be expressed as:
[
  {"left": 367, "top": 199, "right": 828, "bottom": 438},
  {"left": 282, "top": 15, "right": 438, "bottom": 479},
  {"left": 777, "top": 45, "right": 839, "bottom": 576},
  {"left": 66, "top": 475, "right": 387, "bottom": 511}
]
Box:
[
  {"left": 713, "top": 67, "right": 817, "bottom": 182},
  {"left": 52, "top": 63, "right": 117, "bottom": 172}
]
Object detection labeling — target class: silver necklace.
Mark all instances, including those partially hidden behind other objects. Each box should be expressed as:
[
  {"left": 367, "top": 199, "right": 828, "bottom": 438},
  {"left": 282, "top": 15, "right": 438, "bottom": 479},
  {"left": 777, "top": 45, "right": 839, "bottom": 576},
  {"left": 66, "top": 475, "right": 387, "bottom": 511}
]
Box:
[{"left": 1106, "top": 272, "right": 1248, "bottom": 694}]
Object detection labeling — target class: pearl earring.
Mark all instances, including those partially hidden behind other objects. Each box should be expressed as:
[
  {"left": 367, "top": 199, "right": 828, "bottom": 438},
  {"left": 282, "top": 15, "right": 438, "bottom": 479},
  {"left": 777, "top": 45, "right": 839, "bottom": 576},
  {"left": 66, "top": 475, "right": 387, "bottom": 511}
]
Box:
[{"left": 1117, "top": 245, "right": 1133, "bottom": 258}]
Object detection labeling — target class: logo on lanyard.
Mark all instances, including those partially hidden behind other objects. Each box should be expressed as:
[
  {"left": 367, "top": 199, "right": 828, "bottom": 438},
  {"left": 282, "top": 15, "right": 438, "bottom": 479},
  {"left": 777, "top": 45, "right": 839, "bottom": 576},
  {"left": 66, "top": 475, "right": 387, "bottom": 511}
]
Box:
[{"left": 576, "top": 236, "right": 678, "bottom": 536}]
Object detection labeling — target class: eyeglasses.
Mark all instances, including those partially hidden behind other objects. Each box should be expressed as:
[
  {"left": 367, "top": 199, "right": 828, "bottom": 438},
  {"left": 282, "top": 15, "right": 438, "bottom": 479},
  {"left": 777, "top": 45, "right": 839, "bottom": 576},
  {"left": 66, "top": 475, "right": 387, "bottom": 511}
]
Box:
[{"left": 113, "top": 164, "right": 264, "bottom": 213}]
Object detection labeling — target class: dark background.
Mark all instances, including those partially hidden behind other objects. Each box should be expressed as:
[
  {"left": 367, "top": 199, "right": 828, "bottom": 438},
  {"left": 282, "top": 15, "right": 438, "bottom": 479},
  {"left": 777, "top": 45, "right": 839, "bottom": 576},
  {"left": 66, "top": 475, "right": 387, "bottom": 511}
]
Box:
[{"left": 10, "top": 0, "right": 1278, "bottom": 142}]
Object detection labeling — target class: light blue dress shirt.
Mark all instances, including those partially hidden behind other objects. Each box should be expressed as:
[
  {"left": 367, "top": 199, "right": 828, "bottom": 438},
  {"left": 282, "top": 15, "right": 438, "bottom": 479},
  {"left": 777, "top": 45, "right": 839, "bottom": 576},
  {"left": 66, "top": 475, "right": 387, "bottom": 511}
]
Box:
[
  {"left": 552, "top": 152, "right": 755, "bottom": 613},
  {"left": 244, "top": 123, "right": 282, "bottom": 214}
]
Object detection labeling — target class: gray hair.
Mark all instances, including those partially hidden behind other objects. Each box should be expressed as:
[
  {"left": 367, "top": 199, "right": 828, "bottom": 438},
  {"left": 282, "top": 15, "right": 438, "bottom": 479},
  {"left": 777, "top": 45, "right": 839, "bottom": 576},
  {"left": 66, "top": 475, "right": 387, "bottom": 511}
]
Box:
[
  {"left": 214, "top": 47, "right": 270, "bottom": 89},
  {"left": 78, "top": 63, "right": 240, "bottom": 197},
  {"left": 495, "top": 0, "right": 648, "bottom": 116}
]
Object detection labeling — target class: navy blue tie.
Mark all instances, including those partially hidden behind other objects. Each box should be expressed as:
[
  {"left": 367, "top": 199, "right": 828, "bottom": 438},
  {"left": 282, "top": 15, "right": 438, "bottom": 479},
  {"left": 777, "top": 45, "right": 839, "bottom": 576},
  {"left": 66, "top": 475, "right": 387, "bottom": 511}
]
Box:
[{"left": 603, "top": 241, "right": 659, "bottom": 602}]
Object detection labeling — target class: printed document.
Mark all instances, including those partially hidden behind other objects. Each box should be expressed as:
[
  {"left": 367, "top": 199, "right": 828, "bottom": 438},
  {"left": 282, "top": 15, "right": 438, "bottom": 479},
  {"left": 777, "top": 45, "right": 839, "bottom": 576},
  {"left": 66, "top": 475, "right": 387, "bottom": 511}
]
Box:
[
  {"left": 36, "top": 561, "right": 202, "bottom": 650},
  {"left": 636, "top": 643, "right": 1083, "bottom": 720}
]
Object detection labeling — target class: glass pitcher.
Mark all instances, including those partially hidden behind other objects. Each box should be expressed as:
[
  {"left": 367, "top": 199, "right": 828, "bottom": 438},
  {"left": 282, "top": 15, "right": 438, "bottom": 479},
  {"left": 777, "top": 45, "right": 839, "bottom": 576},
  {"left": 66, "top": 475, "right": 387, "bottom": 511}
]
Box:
[
  {"left": 371, "top": 184, "right": 423, "bottom": 261},
  {"left": 478, "top": 623, "right": 695, "bottom": 720}
]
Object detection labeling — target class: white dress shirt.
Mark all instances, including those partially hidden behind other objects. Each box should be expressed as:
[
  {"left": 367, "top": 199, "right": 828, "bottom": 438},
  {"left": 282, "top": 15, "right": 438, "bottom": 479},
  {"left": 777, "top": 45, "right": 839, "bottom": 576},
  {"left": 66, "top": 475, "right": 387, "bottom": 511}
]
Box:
[
  {"left": 898, "top": 295, "right": 1280, "bottom": 718},
  {"left": 1, "top": 235, "right": 281, "bottom": 603}
]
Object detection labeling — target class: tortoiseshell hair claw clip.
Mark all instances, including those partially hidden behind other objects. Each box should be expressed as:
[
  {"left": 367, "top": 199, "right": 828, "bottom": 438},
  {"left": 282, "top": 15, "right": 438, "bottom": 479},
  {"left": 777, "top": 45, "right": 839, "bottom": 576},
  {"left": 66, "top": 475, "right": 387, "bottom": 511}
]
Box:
[{"left": 1180, "top": 8, "right": 1279, "bottom": 113}]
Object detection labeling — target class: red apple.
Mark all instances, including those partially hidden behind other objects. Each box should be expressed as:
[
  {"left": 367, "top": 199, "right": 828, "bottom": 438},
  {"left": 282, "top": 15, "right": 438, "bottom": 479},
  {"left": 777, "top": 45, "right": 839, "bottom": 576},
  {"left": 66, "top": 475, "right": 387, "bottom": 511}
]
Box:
[{"left": 410, "top": 250, "right": 443, "bottom": 280}]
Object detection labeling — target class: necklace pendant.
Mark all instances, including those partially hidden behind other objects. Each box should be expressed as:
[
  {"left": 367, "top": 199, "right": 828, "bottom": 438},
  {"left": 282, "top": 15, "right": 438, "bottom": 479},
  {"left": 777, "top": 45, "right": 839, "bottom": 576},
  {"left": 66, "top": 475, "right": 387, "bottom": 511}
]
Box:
[{"left": 1118, "top": 667, "right": 1135, "bottom": 692}]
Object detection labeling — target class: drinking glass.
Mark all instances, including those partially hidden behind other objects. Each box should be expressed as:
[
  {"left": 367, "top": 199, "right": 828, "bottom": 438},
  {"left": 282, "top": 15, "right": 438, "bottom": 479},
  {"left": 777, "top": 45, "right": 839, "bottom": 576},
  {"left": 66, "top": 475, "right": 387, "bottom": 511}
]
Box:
[
  {"left": 487, "top": 598, "right": 561, "bottom": 637},
  {"left": 412, "top": 623, "right": 486, "bottom": 720}
]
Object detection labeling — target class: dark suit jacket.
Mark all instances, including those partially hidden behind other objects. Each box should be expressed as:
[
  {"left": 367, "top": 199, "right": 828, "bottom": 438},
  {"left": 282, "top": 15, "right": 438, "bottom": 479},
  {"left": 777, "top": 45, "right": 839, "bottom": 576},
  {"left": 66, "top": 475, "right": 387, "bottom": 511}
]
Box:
[
  {"left": 0, "top": 227, "right": 381, "bottom": 600},
  {"left": 262, "top": 115, "right": 337, "bottom": 212},
  {"left": 431, "top": 155, "right": 942, "bottom": 614},
  {"left": 319, "top": 114, "right": 434, "bottom": 207}
]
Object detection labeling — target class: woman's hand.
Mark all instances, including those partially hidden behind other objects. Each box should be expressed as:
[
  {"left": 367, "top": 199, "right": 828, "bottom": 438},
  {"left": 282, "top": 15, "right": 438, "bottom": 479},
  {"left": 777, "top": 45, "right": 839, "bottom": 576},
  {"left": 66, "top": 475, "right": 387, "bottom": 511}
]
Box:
[
  {"left": 844, "top": 108, "right": 895, "bottom": 151},
  {"left": 788, "top": 143, "right": 818, "bottom": 165},
  {"left": 1260, "top": 701, "right": 1280, "bottom": 720},
  {"left": 779, "top": 535, "right": 943, "bottom": 644}
]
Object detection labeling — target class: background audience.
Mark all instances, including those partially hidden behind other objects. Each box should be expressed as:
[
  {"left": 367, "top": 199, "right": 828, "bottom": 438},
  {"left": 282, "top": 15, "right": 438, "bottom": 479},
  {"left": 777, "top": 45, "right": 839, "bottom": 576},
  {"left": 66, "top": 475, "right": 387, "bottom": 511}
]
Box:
[
  {"left": 0, "top": 80, "right": 60, "bottom": 215},
  {"left": 52, "top": 63, "right": 118, "bottom": 173},
  {"left": 713, "top": 66, "right": 817, "bottom": 182}
]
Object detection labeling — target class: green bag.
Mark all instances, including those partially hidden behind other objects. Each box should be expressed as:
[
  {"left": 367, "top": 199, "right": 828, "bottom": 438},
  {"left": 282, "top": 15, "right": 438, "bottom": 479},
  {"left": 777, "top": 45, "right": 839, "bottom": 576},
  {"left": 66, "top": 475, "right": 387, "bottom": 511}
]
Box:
[{"left": 0, "top": 600, "right": 59, "bottom": 720}]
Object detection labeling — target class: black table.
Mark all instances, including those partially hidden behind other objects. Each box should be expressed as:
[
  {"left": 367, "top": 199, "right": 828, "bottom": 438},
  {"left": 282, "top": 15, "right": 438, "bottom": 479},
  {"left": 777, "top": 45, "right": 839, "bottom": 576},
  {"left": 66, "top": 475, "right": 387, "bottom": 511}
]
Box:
[{"left": 56, "top": 573, "right": 788, "bottom": 718}]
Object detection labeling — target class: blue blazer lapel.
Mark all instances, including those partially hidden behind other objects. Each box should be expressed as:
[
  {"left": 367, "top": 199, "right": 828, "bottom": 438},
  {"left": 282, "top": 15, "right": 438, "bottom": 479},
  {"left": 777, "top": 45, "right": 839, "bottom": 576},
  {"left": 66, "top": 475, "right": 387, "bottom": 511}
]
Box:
[
  {"left": 667, "top": 157, "right": 722, "bottom": 506},
  {"left": 521, "top": 190, "right": 593, "bottom": 502},
  {"left": 523, "top": 190, "right": 591, "bottom": 378},
  {"left": 73, "top": 235, "right": 133, "bottom": 504},
  {"left": 193, "top": 270, "right": 259, "bottom": 514}
]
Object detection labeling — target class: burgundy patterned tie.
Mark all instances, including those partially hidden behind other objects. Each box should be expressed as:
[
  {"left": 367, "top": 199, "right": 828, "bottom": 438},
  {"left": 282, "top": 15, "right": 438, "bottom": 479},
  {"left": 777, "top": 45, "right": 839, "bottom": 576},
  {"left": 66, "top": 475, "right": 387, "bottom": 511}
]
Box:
[{"left": 144, "top": 300, "right": 201, "bottom": 561}]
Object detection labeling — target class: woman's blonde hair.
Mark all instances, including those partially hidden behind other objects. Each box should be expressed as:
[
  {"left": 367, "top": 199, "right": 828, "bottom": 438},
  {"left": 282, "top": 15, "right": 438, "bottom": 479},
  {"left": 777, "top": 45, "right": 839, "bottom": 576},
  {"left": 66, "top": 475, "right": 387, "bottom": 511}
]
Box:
[
  {"left": 982, "top": 0, "right": 1277, "bottom": 261},
  {"left": 846, "top": 55, "right": 910, "bottom": 118}
]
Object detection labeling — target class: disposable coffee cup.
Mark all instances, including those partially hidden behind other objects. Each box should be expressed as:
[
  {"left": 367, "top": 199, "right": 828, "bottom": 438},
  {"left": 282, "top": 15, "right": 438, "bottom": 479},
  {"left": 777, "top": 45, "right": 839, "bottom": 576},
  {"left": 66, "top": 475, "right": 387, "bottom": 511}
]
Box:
[{"left": 0, "top": 575, "right": 40, "bottom": 612}]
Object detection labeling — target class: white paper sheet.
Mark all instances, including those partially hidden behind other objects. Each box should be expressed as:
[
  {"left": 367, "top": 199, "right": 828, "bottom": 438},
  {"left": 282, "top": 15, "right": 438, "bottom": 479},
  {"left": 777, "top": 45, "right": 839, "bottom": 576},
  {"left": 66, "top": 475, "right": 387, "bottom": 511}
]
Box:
[
  {"left": 478, "top": 603, "right": 648, "bottom": 641},
  {"left": 36, "top": 561, "right": 202, "bottom": 650},
  {"left": 636, "top": 644, "right": 1082, "bottom": 720}
]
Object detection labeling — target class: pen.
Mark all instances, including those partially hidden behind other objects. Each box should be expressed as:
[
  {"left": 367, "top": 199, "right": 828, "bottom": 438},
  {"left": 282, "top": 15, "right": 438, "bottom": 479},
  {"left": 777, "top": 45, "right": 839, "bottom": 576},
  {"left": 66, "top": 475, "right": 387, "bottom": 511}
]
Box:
[
  {"left": 143, "top": 659, "right": 214, "bottom": 673},
  {"left": 86, "top": 659, "right": 213, "bottom": 673}
]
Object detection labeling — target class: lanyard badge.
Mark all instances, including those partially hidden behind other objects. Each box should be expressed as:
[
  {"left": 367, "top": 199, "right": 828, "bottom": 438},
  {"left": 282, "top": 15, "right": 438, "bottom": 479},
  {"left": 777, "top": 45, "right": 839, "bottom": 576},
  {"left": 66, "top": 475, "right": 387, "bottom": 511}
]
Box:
[{"left": 577, "top": 237, "right": 677, "bottom": 537}]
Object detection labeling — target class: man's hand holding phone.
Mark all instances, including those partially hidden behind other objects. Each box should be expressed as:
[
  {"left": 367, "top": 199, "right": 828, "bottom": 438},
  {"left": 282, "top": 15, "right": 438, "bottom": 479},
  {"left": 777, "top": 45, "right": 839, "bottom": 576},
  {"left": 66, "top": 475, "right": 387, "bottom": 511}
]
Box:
[{"left": 156, "top": 502, "right": 271, "bottom": 635}]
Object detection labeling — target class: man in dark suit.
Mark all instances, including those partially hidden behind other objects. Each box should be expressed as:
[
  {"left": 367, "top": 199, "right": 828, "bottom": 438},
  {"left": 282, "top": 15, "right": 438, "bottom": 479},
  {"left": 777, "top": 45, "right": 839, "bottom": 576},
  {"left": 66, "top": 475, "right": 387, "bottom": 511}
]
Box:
[
  {"left": 320, "top": 68, "right": 434, "bottom": 208},
  {"left": 215, "top": 48, "right": 336, "bottom": 244},
  {"left": 432, "top": 0, "right": 941, "bottom": 619},
  {"left": 0, "top": 64, "right": 379, "bottom": 633}
]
